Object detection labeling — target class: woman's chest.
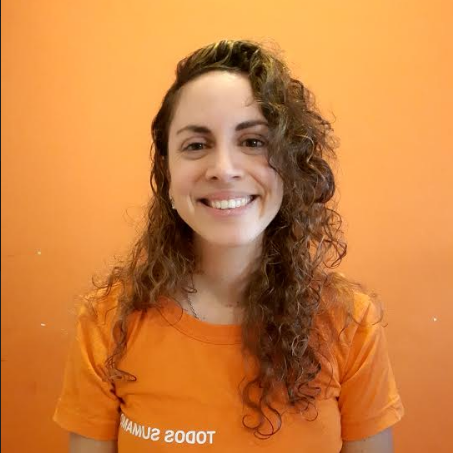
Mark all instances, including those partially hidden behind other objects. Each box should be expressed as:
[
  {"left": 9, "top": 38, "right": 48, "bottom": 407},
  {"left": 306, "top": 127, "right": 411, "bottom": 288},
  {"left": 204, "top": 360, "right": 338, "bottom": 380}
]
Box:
[
  {"left": 115, "top": 334, "right": 343, "bottom": 452},
  {"left": 116, "top": 396, "right": 342, "bottom": 452}
]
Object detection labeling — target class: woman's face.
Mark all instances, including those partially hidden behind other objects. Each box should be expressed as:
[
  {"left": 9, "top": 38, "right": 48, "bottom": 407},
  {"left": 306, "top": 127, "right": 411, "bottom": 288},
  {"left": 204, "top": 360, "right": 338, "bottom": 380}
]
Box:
[{"left": 167, "top": 71, "right": 283, "bottom": 248}]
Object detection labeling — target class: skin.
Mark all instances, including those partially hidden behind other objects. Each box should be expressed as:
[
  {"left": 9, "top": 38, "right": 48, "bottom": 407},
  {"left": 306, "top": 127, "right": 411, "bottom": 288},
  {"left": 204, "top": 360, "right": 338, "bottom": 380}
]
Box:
[
  {"left": 69, "top": 433, "right": 116, "bottom": 452},
  {"left": 69, "top": 71, "right": 394, "bottom": 452},
  {"left": 167, "top": 70, "right": 284, "bottom": 320},
  {"left": 341, "top": 428, "right": 394, "bottom": 453}
]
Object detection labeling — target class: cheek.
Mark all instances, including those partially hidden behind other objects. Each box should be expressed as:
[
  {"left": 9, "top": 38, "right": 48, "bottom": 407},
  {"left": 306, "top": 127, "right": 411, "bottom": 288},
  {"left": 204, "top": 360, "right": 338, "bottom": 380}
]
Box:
[
  {"left": 260, "top": 166, "right": 284, "bottom": 201},
  {"left": 169, "top": 166, "right": 196, "bottom": 196}
]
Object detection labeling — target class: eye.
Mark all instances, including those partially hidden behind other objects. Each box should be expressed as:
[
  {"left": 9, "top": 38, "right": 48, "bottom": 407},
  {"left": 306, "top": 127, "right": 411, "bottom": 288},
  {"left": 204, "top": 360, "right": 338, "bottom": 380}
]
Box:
[
  {"left": 242, "top": 138, "right": 266, "bottom": 148},
  {"left": 182, "top": 138, "right": 266, "bottom": 152},
  {"left": 183, "top": 142, "right": 206, "bottom": 151}
]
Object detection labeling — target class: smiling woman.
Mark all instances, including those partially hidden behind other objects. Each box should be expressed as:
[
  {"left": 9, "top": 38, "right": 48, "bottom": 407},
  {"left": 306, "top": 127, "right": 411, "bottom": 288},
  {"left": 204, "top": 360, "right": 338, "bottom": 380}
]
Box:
[
  {"left": 167, "top": 70, "right": 284, "bottom": 249},
  {"left": 53, "top": 39, "right": 404, "bottom": 453}
]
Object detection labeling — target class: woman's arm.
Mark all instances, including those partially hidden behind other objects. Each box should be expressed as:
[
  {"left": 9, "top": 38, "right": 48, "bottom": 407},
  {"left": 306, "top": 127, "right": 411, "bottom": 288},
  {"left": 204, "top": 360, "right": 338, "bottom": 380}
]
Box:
[
  {"left": 341, "top": 428, "right": 393, "bottom": 453},
  {"left": 69, "top": 433, "right": 117, "bottom": 453}
]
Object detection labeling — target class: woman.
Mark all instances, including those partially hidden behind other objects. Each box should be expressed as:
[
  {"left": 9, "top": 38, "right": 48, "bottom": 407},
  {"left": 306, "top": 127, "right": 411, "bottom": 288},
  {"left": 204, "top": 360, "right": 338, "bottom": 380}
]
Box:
[{"left": 54, "top": 39, "right": 404, "bottom": 452}]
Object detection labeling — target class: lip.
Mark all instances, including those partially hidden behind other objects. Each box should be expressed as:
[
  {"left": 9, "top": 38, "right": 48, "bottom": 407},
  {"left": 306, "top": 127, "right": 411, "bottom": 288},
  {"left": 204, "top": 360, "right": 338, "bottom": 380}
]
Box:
[
  {"left": 197, "top": 196, "right": 257, "bottom": 217},
  {"left": 198, "top": 191, "right": 257, "bottom": 202}
]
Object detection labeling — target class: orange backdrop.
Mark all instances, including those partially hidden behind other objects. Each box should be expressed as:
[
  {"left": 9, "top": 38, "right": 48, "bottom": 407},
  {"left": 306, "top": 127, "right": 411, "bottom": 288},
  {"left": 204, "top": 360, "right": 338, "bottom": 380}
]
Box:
[{"left": 2, "top": 1, "right": 452, "bottom": 452}]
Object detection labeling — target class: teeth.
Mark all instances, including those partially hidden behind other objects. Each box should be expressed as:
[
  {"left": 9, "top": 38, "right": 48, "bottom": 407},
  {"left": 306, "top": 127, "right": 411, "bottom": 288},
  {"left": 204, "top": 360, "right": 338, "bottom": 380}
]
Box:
[{"left": 207, "top": 197, "right": 252, "bottom": 210}]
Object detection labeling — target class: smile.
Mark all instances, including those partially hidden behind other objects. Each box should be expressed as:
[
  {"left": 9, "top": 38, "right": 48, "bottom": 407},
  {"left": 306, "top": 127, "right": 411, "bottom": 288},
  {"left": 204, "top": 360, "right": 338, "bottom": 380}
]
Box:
[
  {"left": 197, "top": 196, "right": 257, "bottom": 218},
  {"left": 200, "top": 196, "right": 256, "bottom": 210}
]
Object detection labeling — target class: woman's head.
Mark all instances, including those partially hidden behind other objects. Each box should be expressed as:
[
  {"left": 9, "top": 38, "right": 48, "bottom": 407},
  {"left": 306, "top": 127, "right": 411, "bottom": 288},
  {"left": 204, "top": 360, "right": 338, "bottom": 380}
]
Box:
[
  {"left": 167, "top": 70, "right": 284, "bottom": 248},
  {"left": 151, "top": 39, "right": 338, "bottom": 256}
]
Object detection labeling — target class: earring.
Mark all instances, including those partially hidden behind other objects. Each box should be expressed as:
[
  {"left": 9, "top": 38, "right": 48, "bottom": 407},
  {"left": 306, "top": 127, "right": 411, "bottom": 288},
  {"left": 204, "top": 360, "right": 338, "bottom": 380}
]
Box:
[{"left": 170, "top": 196, "right": 176, "bottom": 209}]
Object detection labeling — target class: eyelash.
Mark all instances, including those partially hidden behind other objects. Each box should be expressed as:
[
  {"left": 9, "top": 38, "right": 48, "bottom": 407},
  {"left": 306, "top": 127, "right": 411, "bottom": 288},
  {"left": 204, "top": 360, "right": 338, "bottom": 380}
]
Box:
[{"left": 183, "top": 138, "right": 266, "bottom": 152}]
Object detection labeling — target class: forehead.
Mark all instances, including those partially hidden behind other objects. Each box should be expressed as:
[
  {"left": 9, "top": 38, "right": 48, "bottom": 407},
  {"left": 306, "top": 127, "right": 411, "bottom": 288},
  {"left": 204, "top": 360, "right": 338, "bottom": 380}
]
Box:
[{"left": 169, "top": 71, "right": 265, "bottom": 134}]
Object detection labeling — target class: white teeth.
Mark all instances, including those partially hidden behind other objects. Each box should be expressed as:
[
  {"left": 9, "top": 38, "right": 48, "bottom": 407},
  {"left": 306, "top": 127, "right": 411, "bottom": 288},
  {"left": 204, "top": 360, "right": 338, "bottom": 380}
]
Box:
[{"left": 207, "top": 197, "right": 253, "bottom": 210}]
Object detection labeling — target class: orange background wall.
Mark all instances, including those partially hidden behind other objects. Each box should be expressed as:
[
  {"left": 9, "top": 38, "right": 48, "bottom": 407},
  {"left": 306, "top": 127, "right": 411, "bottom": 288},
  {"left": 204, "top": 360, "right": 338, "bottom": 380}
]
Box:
[{"left": 2, "top": 1, "right": 452, "bottom": 452}]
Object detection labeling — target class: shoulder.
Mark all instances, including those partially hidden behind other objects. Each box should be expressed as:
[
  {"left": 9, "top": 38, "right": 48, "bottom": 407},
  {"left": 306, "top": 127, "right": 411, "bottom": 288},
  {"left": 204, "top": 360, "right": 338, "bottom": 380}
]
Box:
[
  {"left": 74, "top": 281, "right": 157, "bottom": 353},
  {"left": 313, "top": 274, "right": 404, "bottom": 440},
  {"left": 74, "top": 284, "right": 124, "bottom": 347},
  {"left": 313, "top": 273, "right": 385, "bottom": 369},
  {"left": 315, "top": 273, "right": 382, "bottom": 339}
]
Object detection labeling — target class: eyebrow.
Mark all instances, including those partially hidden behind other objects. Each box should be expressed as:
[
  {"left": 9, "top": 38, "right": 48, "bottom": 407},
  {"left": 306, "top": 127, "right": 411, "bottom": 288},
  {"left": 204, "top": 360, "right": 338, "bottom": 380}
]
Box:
[{"left": 176, "top": 120, "right": 269, "bottom": 135}]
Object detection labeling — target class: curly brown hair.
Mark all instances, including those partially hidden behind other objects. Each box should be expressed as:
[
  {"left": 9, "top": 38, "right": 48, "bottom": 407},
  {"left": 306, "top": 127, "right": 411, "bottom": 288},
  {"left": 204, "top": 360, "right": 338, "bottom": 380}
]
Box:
[{"left": 87, "top": 38, "right": 379, "bottom": 440}]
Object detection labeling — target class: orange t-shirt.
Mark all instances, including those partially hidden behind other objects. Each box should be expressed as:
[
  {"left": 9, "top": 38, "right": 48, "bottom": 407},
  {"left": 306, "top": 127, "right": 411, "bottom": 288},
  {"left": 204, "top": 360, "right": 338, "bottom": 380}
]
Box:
[{"left": 53, "top": 289, "right": 404, "bottom": 452}]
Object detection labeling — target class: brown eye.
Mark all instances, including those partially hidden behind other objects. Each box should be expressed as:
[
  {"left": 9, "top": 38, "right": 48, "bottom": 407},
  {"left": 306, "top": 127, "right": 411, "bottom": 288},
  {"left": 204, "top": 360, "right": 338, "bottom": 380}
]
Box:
[
  {"left": 184, "top": 142, "right": 206, "bottom": 151},
  {"left": 242, "top": 138, "right": 266, "bottom": 147}
]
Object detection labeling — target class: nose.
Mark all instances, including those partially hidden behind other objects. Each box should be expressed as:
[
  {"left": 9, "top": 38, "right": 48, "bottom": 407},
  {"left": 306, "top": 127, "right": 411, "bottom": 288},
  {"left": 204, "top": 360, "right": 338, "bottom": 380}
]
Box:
[{"left": 204, "top": 146, "right": 244, "bottom": 182}]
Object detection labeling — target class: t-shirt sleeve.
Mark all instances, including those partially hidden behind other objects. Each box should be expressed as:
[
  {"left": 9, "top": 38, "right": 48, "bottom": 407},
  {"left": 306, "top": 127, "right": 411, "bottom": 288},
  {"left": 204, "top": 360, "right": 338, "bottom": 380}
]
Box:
[
  {"left": 338, "top": 295, "right": 404, "bottom": 441},
  {"left": 53, "top": 299, "right": 121, "bottom": 440}
]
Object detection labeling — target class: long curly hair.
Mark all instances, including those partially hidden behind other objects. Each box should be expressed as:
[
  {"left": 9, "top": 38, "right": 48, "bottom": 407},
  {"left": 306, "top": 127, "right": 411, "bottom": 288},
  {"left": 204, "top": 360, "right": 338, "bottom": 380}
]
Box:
[{"left": 87, "top": 38, "right": 378, "bottom": 440}]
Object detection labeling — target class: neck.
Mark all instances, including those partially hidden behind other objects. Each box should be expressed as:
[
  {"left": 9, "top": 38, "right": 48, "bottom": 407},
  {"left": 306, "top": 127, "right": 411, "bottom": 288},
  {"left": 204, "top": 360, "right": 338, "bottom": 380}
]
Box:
[{"left": 192, "top": 236, "right": 262, "bottom": 307}]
